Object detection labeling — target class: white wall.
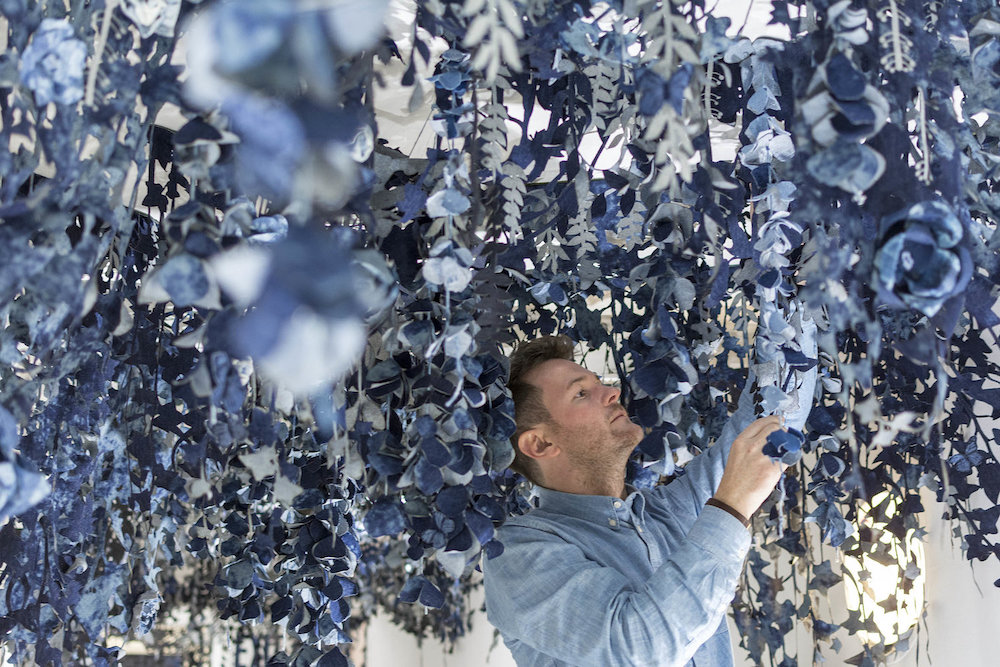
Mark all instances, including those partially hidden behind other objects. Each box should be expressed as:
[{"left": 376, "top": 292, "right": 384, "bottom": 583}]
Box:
[{"left": 365, "top": 587, "right": 516, "bottom": 667}]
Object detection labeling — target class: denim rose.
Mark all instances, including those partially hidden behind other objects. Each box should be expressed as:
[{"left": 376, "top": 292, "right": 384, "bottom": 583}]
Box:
[
  {"left": 18, "top": 19, "right": 87, "bottom": 106},
  {"left": 875, "top": 201, "right": 972, "bottom": 317}
]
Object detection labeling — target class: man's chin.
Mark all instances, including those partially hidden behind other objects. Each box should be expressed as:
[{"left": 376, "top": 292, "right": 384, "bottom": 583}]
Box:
[
  {"left": 615, "top": 416, "right": 641, "bottom": 432},
  {"left": 617, "top": 422, "right": 643, "bottom": 448}
]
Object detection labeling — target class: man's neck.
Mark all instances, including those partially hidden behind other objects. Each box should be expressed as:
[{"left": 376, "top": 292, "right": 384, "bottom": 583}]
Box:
[{"left": 542, "top": 463, "right": 628, "bottom": 500}]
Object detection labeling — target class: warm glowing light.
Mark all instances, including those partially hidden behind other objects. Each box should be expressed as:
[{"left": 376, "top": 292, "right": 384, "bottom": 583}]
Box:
[{"left": 842, "top": 491, "right": 925, "bottom": 646}]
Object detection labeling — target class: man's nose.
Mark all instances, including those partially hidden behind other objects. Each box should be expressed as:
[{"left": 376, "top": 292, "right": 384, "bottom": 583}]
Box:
[{"left": 604, "top": 384, "right": 621, "bottom": 404}]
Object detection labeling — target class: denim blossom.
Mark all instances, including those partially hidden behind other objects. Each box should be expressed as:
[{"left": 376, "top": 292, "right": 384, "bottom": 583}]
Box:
[
  {"left": 875, "top": 201, "right": 973, "bottom": 317},
  {"left": 18, "top": 19, "right": 87, "bottom": 106}
]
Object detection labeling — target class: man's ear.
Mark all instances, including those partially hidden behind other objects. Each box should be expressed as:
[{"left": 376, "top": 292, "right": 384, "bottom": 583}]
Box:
[{"left": 517, "top": 428, "right": 560, "bottom": 462}]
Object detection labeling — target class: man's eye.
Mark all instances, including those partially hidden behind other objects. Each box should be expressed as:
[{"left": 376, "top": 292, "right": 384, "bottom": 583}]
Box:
[{"left": 576, "top": 389, "right": 587, "bottom": 398}]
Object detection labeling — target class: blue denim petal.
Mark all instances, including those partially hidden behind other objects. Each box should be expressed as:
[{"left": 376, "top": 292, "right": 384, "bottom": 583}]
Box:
[
  {"left": 825, "top": 53, "right": 866, "bottom": 101},
  {"left": 364, "top": 497, "right": 407, "bottom": 537},
  {"left": 806, "top": 140, "right": 884, "bottom": 192},
  {"left": 902, "top": 200, "right": 964, "bottom": 247},
  {"left": 900, "top": 240, "right": 961, "bottom": 298},
  {"left": 158, "top": 254, "right": 210, "bottom": 307}
]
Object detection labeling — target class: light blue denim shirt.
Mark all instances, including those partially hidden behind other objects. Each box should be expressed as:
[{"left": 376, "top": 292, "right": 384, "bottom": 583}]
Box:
[{"left": 483, "top": 339, "right": 816, "bottom": 667}]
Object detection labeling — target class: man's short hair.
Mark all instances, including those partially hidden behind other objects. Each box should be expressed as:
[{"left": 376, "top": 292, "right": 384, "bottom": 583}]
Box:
[{"left": 506, "top": 335, "right": 575, "bottom": 484}]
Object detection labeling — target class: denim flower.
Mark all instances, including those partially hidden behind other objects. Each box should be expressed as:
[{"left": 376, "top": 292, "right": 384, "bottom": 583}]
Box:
[
  {"left": 221, "top": 94, "right": 307, "bottom": 201},
  {"left": 185, "top": 0, "right": 388, "bottom": 107},
  {"left": 430, "top": 51, "right": 476, "bottom": 138},
  {"left": 528, "top": 281, "right": 568, "bottom": 306},
  {"left": 138, "top": 252, "right": 220, "bottom": 309},
  {"left": 426, "top": 188, "right": 471, "bottom": 218},
  {"left": 739, "top": 115, "right": 795, "bottom": 167},
  {"left": 801, "top": 53, "right": 888, "bottom": 149},
  {"left": 763, "top": 428, "right": 806, "bottom": 465},
  {"left": 875, "top": 201, "right": 972, "bottom": 317},
  {"left": 19, "top": 19, "right": 87, "bottom": 106},
  {"left": 805, "top": 138, "right": 885, "bottom": 198}
]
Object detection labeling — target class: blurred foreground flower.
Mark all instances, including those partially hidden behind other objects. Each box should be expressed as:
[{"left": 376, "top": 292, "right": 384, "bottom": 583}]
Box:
[
  {"left": 0, "top": 406, "right": 48, "bottom": 524},
  {"left": 213, "top": 227, "right": 396, "bottom": 395},
  {"left": 19, "top": 19, "right": 87, "bottom": 106},
  {"left": 183, "top": 0, "right": 389, "bottom": 206}
]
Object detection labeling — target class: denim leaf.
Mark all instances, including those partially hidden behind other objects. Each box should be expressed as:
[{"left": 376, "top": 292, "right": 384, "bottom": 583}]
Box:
[
  {"left": 120, "top": 0, "right": 182, "bottom": 39},
  {"left": 365, "top": 497, "right": 408, "bottom": 537},
  {"left": 805, "top": 501, "right": 854, "bottom": 548}
]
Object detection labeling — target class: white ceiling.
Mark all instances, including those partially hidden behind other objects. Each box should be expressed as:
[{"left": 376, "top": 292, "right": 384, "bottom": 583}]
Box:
[{"left": 374, "top": 0, "right": 785, "bottom": 174}]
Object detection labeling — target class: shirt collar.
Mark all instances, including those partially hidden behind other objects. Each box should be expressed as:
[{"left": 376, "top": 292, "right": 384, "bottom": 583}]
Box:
[{"left": 533, "top": 484, "right": 646, "bottom": 524}]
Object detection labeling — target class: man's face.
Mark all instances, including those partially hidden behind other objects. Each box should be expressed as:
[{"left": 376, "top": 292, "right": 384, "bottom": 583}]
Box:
[{"left": 525, "top": 358, "right": 643, "bottom": 467}]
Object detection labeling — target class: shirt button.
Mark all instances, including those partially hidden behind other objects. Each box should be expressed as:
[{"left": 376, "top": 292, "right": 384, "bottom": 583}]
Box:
[
  {"left": 637, "top": 526, "right": 644, "bottom": 533},
  {"left": 613, "top": 500, "right": 623, "bottom": 509},
  {"left": 608, "top": 518, "right": 617, "bottom": 527}
]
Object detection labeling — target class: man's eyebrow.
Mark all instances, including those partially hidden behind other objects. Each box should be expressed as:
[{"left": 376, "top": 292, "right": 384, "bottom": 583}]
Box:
[{"left": 565, "top": 373, "right": 600, "bottom": 390}]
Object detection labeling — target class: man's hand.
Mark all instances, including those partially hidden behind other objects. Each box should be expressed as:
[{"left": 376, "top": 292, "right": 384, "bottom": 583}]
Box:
[{"left": 713, "top": 416, "right": 786, "bottom": 520}]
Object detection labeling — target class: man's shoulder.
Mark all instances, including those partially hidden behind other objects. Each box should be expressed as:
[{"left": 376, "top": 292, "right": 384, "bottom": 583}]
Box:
[
  {"left": 497, "top": 507, "right": 572, "bottom": 537},
  {"left": 484, "top": 510, "right": 574, "bottom": 580}
]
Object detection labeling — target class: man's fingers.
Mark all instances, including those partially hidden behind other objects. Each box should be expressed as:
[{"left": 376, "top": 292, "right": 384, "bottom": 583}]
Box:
[{"left": 740, "top": 415, "right": 783, "bottom": 440}]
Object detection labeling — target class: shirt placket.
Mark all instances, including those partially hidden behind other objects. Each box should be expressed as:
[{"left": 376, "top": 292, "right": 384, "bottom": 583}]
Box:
[{"left": 611, "top": 496, "right": 664, "bottom": 569}]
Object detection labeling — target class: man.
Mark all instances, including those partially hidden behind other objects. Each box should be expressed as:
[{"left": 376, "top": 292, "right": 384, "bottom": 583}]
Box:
[{"left": 482, "top": 334, "right": 816, "bottom": 666}]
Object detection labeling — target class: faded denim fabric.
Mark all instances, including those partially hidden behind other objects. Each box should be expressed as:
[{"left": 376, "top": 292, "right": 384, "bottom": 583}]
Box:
[{"left": 483, "top": 361, "right": 816, "bottom": 667}]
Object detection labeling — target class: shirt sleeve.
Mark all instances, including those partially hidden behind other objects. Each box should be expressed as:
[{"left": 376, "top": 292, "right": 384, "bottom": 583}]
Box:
[{"left": 483, "top": 506, "right": 751, "bottom": 667}]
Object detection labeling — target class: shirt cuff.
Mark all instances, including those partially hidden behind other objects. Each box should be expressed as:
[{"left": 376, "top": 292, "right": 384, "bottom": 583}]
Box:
[
  {"left": 705, "top": 497, "right": 750, "bottom": 527},
  {"left": 687, "top": 505, "right": 753, "bottom": 565}
]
